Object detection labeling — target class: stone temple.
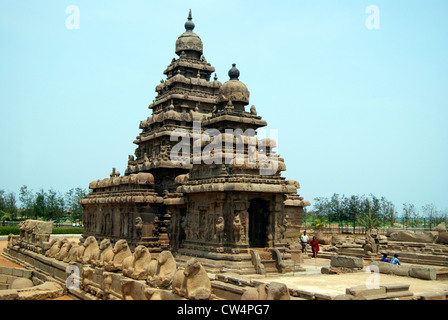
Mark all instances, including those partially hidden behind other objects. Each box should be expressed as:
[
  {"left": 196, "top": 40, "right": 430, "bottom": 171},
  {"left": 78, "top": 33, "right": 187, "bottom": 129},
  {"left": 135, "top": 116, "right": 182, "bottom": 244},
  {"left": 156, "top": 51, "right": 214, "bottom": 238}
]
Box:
[{"left": 79, "top": 10, "right": 310, "bottom": 274}]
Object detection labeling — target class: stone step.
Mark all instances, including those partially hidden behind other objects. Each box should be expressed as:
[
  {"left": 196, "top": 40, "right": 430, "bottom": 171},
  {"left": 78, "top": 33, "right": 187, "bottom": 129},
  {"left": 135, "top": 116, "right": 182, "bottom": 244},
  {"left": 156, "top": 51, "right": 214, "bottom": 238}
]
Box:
[
  {"left": 345, "top": 283, "right": 414, "bottom": 300},
  {"left": 436, "top": 269, "right": 448, "bottom": 280},
  {"left": 260, "top": 260, "right": 278, "bottom": 273},
  {"left": 419, "top": 292, "right": 448, "bottom": 300}
]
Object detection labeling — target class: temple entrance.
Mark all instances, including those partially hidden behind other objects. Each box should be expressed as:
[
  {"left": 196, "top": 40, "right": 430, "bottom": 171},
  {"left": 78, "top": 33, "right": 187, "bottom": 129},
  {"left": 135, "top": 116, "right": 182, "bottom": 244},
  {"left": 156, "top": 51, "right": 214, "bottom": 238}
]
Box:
[{"left": 248, "top": 198, "right": 270, "bottom": 247}]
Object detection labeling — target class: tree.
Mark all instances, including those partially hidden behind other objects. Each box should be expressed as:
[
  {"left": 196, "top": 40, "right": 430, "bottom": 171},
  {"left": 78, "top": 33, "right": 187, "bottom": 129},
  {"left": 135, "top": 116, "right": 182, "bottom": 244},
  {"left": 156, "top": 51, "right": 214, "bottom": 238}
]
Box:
[
  {"left": 421, "top": 203, "right": 438, "bottom": 229},
  {"left": 357, "top": 210, "right": 381, "bottom": 232},
  {"left": 379, "top": 197, "right": 396, "bottom": 227},
  {"left": 313, "top": 196, "right": 331, "bottom": 219},
  {"left": 19, "top": 185, "right": 35, "bottom": 219},
  {"left": 402, "top": 203, "right": 416, "bottom": 230},
  {"left": 0, "top": 190, "right": 18, "bottom": 221},
  {"left": 344, "top": 195, "right": 362, "bottom": 233},
  {"left": 65, "top": 187, "right": 88, "bottom": 223},
  {"left": 33, "top": 189, "right": 47, "bottom": 219},
  {"left": 45, "top": 188, "right": 65, "bottom": 222},
  {"left": 311, "top": 216, "right": 327, "bottom": 231}
]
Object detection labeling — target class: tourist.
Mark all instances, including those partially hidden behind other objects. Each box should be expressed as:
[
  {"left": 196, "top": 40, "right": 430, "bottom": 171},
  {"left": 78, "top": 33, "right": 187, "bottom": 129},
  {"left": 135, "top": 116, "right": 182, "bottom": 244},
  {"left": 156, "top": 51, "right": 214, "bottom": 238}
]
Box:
[
  {"left": 301, "top": 231, "right": 309, "bottom": 255},
  {"left": 310, "top": 236, "right": 319, "bottom": 258},
  {"left": 380, "top": 253, "right": 389, "bottom": 262},
  {"left": 390, "top": 254, "right": 401, "bottom": 265}
]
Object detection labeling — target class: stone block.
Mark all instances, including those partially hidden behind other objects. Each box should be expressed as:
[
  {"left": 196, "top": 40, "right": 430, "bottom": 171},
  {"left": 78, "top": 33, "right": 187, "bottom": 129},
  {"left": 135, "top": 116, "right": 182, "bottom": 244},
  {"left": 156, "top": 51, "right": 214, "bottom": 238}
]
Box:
[
  {"left": 0, "top": 266, "right": 13, "bottom": 276},
  {"left": 409, "top": 266, "right": 437, "bottom": 280},
  {"left": 390, "top": 264, "right": 411, "bottom": 277},
  {"left": 381, "top": 283, "right": 410, "bottom": 292},
  {"left": 370, "top": 261, "right": 392, "bottom": 274},
  {"left": 12, "top": 268, "right": 24, "bottom": 277},
  {"left": 420, "top": 292, "right": 447, "bottom": 300},
  {"left": 346, "top": 285, "right": 386, "bottom": 298},
  {"left": 386, "top": 291, "right": 413, "bottom": 299},
  {"left": 333, "top": 294, "right": 355, "bottom": 300},
  {"left": 389, "top": 230, "right": 438, "bottom": 243},
  {"left": 331, "top": 255, "right": 363, "bottom": 269},
  {"left": 0, "top": 289, "right": 19, "bottom": 300},
  {"left": 0, "top": 274, "right": 9, "bottom": 284}
]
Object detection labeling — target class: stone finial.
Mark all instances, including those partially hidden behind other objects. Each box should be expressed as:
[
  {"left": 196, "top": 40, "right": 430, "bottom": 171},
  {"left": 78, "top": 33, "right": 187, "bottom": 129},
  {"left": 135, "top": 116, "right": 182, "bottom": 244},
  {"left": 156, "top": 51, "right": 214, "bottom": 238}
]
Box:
[
  {"left": 185, "top": 9, "right": 195, "bottom": 32},
  {"left": 110, "top": 168, "right": 120, "bottom": 178},
  {"left": 228, "top": 63, "right": 240, "bottom": 80}
]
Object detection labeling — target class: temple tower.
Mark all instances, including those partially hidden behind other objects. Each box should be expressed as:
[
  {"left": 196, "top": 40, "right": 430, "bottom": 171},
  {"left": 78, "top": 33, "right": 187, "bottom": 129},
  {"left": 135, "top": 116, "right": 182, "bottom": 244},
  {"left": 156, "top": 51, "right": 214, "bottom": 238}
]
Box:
[{"left": 80, "top": 11, "right": 309, "bottom": 273}]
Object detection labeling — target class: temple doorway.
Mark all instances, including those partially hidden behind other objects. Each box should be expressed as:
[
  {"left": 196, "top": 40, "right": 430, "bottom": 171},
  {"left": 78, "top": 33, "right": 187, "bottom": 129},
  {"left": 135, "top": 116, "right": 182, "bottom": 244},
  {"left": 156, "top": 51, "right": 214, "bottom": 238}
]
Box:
[{"left": 248, "top": 198, "right": 270, "bottom": 247}]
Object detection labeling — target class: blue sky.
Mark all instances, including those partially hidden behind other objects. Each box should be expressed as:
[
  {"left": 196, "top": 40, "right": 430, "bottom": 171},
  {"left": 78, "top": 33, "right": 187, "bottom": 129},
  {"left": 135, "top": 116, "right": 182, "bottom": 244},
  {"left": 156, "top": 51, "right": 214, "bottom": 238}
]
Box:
[{"left": 0, "top": 0, "right": 447, "bottom": 213}]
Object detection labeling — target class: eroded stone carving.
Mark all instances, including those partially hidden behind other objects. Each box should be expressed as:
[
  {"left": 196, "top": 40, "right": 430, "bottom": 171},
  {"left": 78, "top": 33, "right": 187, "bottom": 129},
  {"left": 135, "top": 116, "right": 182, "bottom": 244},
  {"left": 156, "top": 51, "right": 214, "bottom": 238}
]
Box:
[
  {"left": 64, "top": 242, "right": 81, "bottom": 263},
  {"left": 363, "top": 229, "right": 379, "bottom": 255},
  {"left": 45, "top": 239, "right": 64, "bottom": 258},
  {"left": 147, "top": 250, "right": 177, "bottom": 288},
  {"left": 215, "top": 216, "right": 225, "bottom": 243},
  {"left": 104, "top": 239, "right": 132, "bottom": 272},
  {"left": 55, "top": 240, "right": 74, "bottom": 261},
  {"left": 80, "top": 236, "right": 100, "bottom": 265},
  {"left": 92, "top": 238, "right": 113, "bottom": 267},
  {"left": 122, "top": 245, "right": 152, "bottom": 280},
  {"left": 181, "top": 258, "right": 211, "bottom": 300},
  {"left": 231, "top": 214, "right": 242, "bottom": 243}
]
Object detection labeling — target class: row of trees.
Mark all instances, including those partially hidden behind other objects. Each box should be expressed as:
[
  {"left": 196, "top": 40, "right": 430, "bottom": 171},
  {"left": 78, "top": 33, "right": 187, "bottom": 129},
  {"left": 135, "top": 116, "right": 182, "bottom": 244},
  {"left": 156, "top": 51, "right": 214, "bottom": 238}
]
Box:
[
  {"left": 306, "top": 193, "right": 448, "bottom": 232},
  {"left": 0, "top": 186, "right": 89, "bottom": 224}
]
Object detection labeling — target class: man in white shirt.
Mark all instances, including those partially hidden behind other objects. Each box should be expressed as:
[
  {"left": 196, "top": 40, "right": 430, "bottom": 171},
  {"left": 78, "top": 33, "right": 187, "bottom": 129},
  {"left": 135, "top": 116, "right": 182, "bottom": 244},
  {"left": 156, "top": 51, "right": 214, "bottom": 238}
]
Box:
[{"left": 300, "top": 231, "right": 309, "bottom": 255}]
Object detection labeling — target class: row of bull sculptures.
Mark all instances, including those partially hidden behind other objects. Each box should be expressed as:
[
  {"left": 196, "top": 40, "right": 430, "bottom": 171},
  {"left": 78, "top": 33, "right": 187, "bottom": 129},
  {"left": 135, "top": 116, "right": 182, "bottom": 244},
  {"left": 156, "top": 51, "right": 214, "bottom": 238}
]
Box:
[{"left": 44, "top": 236, "right": 212, "bottom": 300}]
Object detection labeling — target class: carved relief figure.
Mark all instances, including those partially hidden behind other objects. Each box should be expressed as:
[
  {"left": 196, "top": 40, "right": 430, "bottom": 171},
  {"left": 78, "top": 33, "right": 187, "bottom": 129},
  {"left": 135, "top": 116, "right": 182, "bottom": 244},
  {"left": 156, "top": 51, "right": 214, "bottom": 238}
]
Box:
[
  {"left": 231, "top": 214, "right": 242, "bottom": 243},
  {"left": 135, "top": 217, "right": 143, "bottom": 239},
  {"left": 215, "top": 216, "right": 225, "bottom": 243}
]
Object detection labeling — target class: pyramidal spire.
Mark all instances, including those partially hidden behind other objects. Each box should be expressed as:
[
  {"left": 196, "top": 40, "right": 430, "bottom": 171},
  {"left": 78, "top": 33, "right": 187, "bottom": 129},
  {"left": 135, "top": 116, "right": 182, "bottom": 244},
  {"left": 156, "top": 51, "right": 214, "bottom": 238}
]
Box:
[{"left": 185, "top": 9, "right": 195, "bottom": 32}]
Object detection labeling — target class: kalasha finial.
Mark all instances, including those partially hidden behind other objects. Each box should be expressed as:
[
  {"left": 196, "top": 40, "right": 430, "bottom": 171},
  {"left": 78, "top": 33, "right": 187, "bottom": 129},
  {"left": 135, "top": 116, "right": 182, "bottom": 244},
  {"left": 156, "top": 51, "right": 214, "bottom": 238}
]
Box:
[
  {"left": 228, "top": 63, "right": 240, "bottom": 80},
  {"left": 185, "top": 9, "right": 195, "bottom": 32}
]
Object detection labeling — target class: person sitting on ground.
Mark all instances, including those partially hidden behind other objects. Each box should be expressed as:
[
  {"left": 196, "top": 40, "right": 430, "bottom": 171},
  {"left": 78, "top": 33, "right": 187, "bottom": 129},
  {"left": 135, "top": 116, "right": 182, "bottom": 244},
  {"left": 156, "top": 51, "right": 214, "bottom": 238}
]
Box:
[
  {"left": 310, "top": 236, "right": 319, "bottom": 258},
  {"left": 380, "top": 253, "right": 389, "bottom": 262},
  {"left": 390, "top": 254, "right": 401, "bottom": 265}
]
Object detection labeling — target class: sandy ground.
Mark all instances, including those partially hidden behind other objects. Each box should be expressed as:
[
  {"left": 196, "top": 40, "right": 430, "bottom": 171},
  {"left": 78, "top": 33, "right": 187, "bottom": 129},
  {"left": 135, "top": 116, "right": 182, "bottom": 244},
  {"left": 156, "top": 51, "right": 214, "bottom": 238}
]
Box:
[
  {"left": 247, "top": 256, "right": 448, "bottom": 298},
  {"left": 0, "top": 240, "right": 23, "bottom": 268},
  {"left": 1, "top": 240, "right": 447, "bottom": 300}
]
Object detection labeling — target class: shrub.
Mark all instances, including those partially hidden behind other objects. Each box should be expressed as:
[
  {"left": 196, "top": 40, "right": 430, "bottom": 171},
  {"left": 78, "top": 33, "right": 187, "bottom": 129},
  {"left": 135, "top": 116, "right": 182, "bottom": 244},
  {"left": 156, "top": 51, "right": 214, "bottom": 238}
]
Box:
[
  {"left": 0, "top": 226, "right": 19, "bottom": 235},
  {"left": 0, "top": 226, "right": 83, "bottom": 236}
]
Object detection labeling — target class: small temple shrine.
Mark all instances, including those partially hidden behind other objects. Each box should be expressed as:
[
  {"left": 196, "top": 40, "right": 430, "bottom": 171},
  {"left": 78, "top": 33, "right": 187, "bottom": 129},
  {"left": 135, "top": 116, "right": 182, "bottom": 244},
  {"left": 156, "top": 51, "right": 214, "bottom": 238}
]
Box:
[{"left": 80, "top": 10, "right": 310, "bottom": 274}]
